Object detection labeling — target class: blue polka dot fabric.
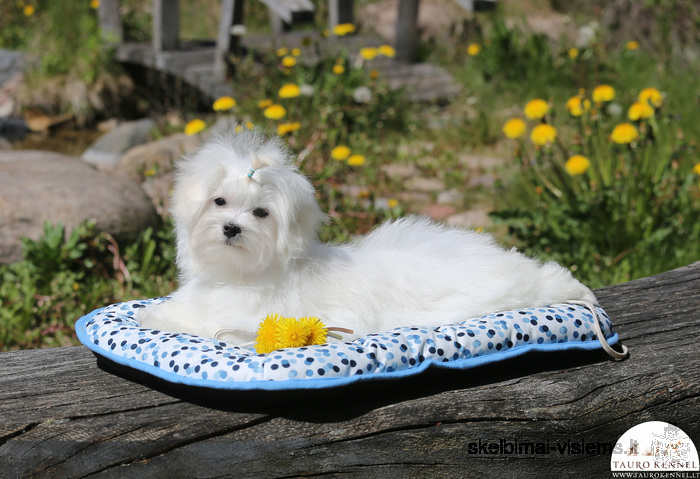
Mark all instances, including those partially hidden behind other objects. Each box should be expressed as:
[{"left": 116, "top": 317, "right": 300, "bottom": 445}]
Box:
[{"left": 75, "top": 298, "right": 622, "bottom": 391}]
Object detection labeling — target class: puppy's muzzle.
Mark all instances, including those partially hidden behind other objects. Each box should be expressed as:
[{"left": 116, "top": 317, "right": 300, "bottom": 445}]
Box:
[{"left": 223, "top": 223, "right": 242, "bottom": 239}]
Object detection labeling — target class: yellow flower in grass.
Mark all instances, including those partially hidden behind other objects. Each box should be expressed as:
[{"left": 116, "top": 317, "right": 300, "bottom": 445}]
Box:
[
  {"left": 184, "top": 119, "right": 206, "bottom": 135},
  {"left": 347, "top": 154, "right": 366, "bottom": 167},
  {"left": 291, "top": 47, "right": 301, "bottom": 57},
  {"left": 565, "top": 96, "right": 591, "bottom": 117},
  {"left": 277, "top": 121, "right": 301, "bottom": 135},
  {"left": 255, "top": 314, "right": 282, "bottom": 354},
  {"left": 378, "top": 45, "right": 396, "bottom": 57},
  {"left": 568, "top": 47, "right": 579, "bottom": 59},
  {"left": 258, "top": 99, "right": 273, "bottom": 109},
  {"left": 212, "top": 96, "right": 236, "bottom": 111},
  {"left": 610, "top": 123, "right": 639, "bottom": 144},
  {"left": 523, "top": 99, "right": 550, "bottom": 120},
  {"left": 331, "top": 145, "right": 351, "bottom": 161},
  {"left": 277, "top": 317, "right": 310, "bottom": 349},
  {"left": 626, "top": 41, "right": 640, "bottom": 50},
  {"left": 693, "top": 163, "right": 700, "bottom": 176},
  {"left": 592, "top": 84, "right": 615, "bottom": 104},
  {"left": 502, "top": 118, "right": 526, "bottom": 139},
  {"left": 281, "top": 56, "right": 297, "bottom": 67},
  {"left": 332, "top": 64, "right": 345, "bottom": 75},
  {"left": 359, "top": 47, "right": 378, "bottom": 60},
  {"left": 467, "top": 43, "right": 481, "bottom": 56},
  {"left": 263, "top": 104, "right": 286, "bottom": 120},
  {"left": 530, "top": 124, "right": 557, "bottom": 146},
  {"left": 388, "top": 198, "right": 399, "bottom": 209},
  {"left": 333, "top": 23, "right": 356, "bottom": 36},
  {"left": 276, "top": 47, "right": 289, "bottom": 57},
  {"left": 628, "top": 101, "right": 654, "bottom": 121},
  {"left": 565, "top": 155, "right": 591, "bottom": 176},
  {"left": 369, "top": 69, "right": 380, "bottom": 79},
  {"left": 90, "top": 0, "right": 100, "bottom": 9},
  {"left": 23, "top": 4, "right": 35, "bottom": 16},
  {"left": 299, "top": 317, "right": 327, "bottom": 346},
  {"left": 638, "top": 87, "right": 663, "bottom": 108},
  {"left": 278, "top": 83, "right": 301, "bottom": 98}
]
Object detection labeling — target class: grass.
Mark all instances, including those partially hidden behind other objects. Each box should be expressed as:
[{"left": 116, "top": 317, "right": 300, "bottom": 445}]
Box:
[{"left": 1, "top": 3, "right": 699, "bottom": 350}]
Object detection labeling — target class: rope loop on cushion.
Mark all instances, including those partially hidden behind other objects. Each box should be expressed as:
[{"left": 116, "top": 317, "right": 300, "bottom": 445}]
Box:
[{"left": 569, "top": 300, "right": 629, "bottom": 360}]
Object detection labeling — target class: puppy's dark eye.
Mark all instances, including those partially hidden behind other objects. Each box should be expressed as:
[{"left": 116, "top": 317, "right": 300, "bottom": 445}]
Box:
[
  {"left": 214, "top": 198, "right": 226, "bottom": 206},
  {"left": 252, "top": 208, "right": 269, "bottom": 218}
]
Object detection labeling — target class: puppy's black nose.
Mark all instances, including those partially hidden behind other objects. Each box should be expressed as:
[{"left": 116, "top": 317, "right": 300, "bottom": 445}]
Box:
[{"left": 223, "top": 223, "right": 242, "bottom": 239}]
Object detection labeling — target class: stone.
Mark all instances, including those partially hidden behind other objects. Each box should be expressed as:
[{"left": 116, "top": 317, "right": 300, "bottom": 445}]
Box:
[
  {"left": 114, "top": 133, "right": 203, "bottom": 216},
  {"left": 421, "top": 204, "right": 457, "bottom": 220},
  {"left": 81, "top": 118, "right": 156, "bottom": 169},
  {"left": 0, "top": 151, "right": 159, "bottom": 264},
  {"left": 380, "top": 162, "right": 418, "bottom": 180},
  {"left": 445, "top": 210, "right": 493, "bottom": 230},
  {"left": 436, "top": 188, "right": 462, "bottom": 205},
  {"left": 405, "top": 176, "right": 445, "bottom": 193}
]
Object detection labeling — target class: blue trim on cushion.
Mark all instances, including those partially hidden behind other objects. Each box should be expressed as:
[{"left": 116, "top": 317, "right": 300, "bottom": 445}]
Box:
[{"left": 75, "top": 299, "right": 621, "bottom": 391}]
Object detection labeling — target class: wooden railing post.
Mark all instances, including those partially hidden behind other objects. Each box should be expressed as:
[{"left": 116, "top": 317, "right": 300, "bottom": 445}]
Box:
[
  {"left": 328, "top": 0, "right": 354, "bottom": 28},
  {"left": 394, "top": 0, "right": 420, "bottom": 63},
  {"left": 97, "top": 0, "right": 123, "bottom": 43},
  {"left": 214, "top": 0, "right": 245, "bottom": 79},
  {"left": 153, "top": 0, "right": 180, "bottom": 52}
]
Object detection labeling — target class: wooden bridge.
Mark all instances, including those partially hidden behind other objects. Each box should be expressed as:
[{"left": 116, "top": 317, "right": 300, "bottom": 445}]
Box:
[
  {"left": 1, "top": 262, "right": 698, "bottom": 477},
  {"left": 97, "top": 0, "right": 474, "bottom": 103}
]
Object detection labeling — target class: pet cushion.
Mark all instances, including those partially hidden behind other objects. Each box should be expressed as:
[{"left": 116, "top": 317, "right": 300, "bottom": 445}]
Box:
[{"left": 75, "top": 298, "right": 622, "bottom": 391}]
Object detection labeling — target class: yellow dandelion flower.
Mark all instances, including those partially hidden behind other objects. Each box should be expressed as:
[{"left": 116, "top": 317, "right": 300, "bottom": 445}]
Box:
[
  {"left": 523, "top": 99, "right": 550, "bottom": 120},
  {"left": 502, "top": 118, "right": 526, "bottom": 139},
  {"left": 276, "top": 47, "right": 289, "bottom": 57},
  {"left": 263, "top": 104, "right": 286, "bottom": 120},
  {"left": 255, "top": 314, "right": 282, "bottom": 354},
  {"left": 565, "top": 155, "right": 591, "bottom": 176},
  {"left": 276, "top": 317, "right": 310, "bottom": 349},
  {"left": 184, "top": 119, "right": 206, "bottom": 135},
  {"left": 278, "top": 83, "right": 301, "bottom": 98},
  {"left": 212, "top": 96, "right": 236, "bottom": 111},
  {"left": 359, "top": 47, "right": 378, "bottom": 60},
  {"left": 331, "top": 145, "right": 351, "bottom": 161},
  {"left": 568, "top": 47, "right": 579, "bottom": 59},
  {"left": 299, "top": 317, "right": 327, "bottom": 346},
  {"left": 693, "top": 163, "right": 700, "bottom": 175},
  {"left": 245, "top": 120, "right": 254, "bottom": 130},
  {"left": 467, "top": 43, "right": 481, "bottom": 56},
  {"left": 530, "top": 124, "right": 557, "bottom": 146},
  {"left": 347, "top": 154, "right": 366, "bottom": 166},
  {"left": 281, "top": 56, "right": 297, "bottom": 67},
  {"left": 626, "top": 41, "right": 639, "bottom": 50},
  {"left": 638, "top": 87, "right": 663, "bottom": 108},
  {"left": 143, "top": 167, "right": 156, "bottom": 177},
  {"left": 565, "top": 96, "right": 591, "bottom": 117},
  {"left": 258, "top": 99, "right": 273, "bottom": 109},
  {"left": 291, "top": 47, "right": 301, "bottom": 57},
  {"left": 90, "top": 0, "right": 99, "bottom": 9},
  {"left": 592, "top": 84, "right": 615, "bottom": 104},
  {"left": 369, "top": 69, "right": 379, "bottom": 79},
  {"left": 332, "top": 23, "right": 356, "bottom": 36},
  {"left": 378, "top": 45, "right": 396, "bottom": 57},
  {"left": 388, "top": 198, "right": 399, "bottom": 209},
  {"left": 534, "top": 186, "right": 544, "bottom": 195},
  {"left": 332, "top": 64, "right": 345, "bottom": 75},
  {"left": 628, "top": 101, "right": 654, "bottom": 121},
  {"left": 610, "top": 123, "right": 639, "bottom": 144},
  {"left": 277, "top": 121, "right": 301, "bottom": 135},
  {"left": 23, "top": 4, "right": 34, "bottom": 15}
]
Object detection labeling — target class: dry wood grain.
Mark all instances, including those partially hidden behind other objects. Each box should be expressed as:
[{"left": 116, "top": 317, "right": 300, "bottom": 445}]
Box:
[{"left": 1, "top": 262, "right": 698, "bottom": 478}]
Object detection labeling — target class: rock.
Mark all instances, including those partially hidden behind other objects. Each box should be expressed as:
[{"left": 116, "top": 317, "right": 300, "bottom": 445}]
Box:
[
  {"left": 436, "top": 188, "right": 462, "bottom": 205},
  {"left": 81, "top": 118, "right": 156, "bottom": 169},
  {"left": 446, "top": 210, "right": 493, "bottom": 230},
  {"left": 380, "top": 162, "right": 418, "bottom": 180},
  {"left": 114, "top": 133, "right": 203, "bottom": 216},
  {"left": 404, "top": 176, "right": 445, "bottom": 193},
  {"left": 421, "top": 204, "right": 457, "bottom": 220},
  {"left": 0, "top": 151, "right": 159, "bottom": 264}
]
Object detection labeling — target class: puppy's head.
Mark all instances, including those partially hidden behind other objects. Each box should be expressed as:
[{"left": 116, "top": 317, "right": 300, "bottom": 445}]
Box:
[{"left": 171, "top": 128, "right": 324, "bottom": 283}]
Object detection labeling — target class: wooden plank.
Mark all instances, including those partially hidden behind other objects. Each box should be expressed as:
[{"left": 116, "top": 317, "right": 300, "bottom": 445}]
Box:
[
  {"left": 153, "top": 0, "right": 180, "bottom": 52},
  {"left": 214, "top": 0, "right": 245, "bottom": 79},
  {"left": 0, "top": 262, "right": 698, "bottom": 477}
]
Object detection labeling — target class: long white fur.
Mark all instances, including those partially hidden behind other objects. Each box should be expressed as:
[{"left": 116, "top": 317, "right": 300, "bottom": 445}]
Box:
[{"left": 137, "top": 128, "right": 597, "bottom": 342}]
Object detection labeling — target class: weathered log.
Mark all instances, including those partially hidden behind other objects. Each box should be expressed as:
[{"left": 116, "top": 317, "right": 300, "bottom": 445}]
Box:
[{"left": 1, "top": 262, "right": 698, "bottom": 478}]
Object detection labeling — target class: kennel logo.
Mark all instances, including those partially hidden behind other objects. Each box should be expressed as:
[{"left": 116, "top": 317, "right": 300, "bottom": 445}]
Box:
[{"left": 611, "top": 421, "right": 699, "bottom": 473}]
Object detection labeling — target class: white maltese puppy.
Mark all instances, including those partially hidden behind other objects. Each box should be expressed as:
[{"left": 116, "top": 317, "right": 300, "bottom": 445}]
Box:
[{"left": 138, "top": 129, "right": 597, "bottom": 344}]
